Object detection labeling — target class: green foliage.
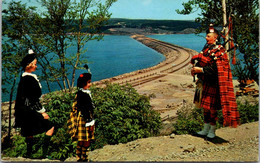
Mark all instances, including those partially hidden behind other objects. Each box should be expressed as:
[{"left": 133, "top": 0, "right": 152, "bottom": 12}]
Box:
[
  {"left": 2, "top": 135, "right": 27, "bottom": 157},
  {"left": 90, "top": 83, "right": 162, "bottom": 148},
  {"left": 173, "top": 105, "right": 204, "bottom": 135},
  {"left": 238, "top": 100, "right": 259, "bottom": 123},
  {"left": 174, "top": 99, "right": 259, "bottom": 135},
  {"left": 42, "top": 91, "right": 76, "bottom": 160},
  {"left": 44, "top": 91, "right": 75, "bottom": 128}
]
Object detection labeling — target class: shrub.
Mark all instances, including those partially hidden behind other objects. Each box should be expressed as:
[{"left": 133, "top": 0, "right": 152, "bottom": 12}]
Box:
[
  {"left": 90, "top": 83, "right": 162, "bottom": 149},
  {"left": 173, "top": 104, "right": 204, "bottom": 135},
  {"left": 238, "top": 100, "right": 259, "bottom": 123},
  {"left": 1, "top": 135, "right": 26, "bottom": 157},
  {"left": 43, "top": 91, "right": 76, "bottom": 160}
]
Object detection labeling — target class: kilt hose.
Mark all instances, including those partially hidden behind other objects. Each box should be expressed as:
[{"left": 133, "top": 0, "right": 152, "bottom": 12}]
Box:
[{"left": 67, "top": 101, "right": 95, "bottom": 142}]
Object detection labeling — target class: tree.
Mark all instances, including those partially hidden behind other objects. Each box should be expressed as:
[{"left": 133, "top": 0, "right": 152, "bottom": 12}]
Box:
[
  {"left": 176, "top": 0, "right": 259, "bottom": 84},
  {"left": 2, "top": 1, "right": 40, "bottom": 143},
  {"left": 36, "top": 0, "right": 117, "bottom": 92}
]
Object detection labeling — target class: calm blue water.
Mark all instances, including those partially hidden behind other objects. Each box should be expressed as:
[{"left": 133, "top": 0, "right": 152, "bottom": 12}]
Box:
[{"left": 147, "top": 33, "right": 206, "bottom": 52}]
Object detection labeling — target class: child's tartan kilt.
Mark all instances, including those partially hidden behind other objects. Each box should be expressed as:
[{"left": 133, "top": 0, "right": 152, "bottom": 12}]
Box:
[{"left": 67, "top": 100, "right": 95, "bottom": 142}]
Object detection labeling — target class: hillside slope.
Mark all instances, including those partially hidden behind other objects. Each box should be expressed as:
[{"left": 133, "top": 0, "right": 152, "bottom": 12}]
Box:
[{"left": 82, "top": 122, "right": 258, "bottom": 162}]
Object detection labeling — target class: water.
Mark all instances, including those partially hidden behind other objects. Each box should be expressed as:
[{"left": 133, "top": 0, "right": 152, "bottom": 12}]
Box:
[
  {"left": 83, "top": 35, "right": 166, "bottom": 81},
  {"left": 2, "top": 35, "right": 166, "bottom": 102},
  {"left": 147, "top": 33, "right": 206, "bottom": 52}
]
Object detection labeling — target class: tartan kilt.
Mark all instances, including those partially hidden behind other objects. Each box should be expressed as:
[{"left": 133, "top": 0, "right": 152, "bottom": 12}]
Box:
[
  {"left": 200, "top": 81, "right": 221, "bottom": 111},
  {"left": 67, "top": 101, "right": 95, "bottom": 142},
  {"left": 73, "top": 115, "right": 95, "bottom": 142}
]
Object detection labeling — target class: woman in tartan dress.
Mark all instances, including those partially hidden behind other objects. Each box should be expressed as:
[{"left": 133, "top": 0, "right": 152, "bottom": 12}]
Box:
[
  {"left": 191, "top": 24, "right": 239, "bottom": 139},
  {"left": 68, "top": 72, "right": 95, "bottom": 162}
]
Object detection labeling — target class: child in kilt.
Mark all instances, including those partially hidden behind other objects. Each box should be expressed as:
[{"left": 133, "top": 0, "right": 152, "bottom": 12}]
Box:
[{"left": 68, "top": 72, "right": 95, "bottom": 162}]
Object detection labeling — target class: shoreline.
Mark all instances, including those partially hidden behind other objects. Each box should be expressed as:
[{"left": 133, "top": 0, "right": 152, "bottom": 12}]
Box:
[{"left": 93, "top": 34, "right": 197, "bottom": 87}]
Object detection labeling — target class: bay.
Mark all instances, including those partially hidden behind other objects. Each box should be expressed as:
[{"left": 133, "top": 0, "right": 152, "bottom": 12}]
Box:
[{"left": 2, "top": 34, "right": 213, "bottom": 102}]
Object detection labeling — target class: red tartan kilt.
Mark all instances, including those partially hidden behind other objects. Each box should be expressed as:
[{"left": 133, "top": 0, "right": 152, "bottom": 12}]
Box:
[{"left": 200, "top": 81, "right": 221, "bottom": 111}]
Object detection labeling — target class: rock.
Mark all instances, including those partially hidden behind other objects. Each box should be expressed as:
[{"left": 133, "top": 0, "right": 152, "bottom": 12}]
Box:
[
  {"left": 183, "top": 145, "right": 196, "bottom": 153},
  {"left": 170, "top": 133, "right": 175, "bottom": 138}
]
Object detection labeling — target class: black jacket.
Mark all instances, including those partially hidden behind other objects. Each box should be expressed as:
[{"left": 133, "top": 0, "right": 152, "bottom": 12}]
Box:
[{"left": 76, "top": 89, "right": 95, "bottom": 122}]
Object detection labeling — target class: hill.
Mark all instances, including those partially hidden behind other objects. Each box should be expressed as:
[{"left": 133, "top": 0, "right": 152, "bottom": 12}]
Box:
[{"left": 102, "top": 18, "right": 200, "bottom": 35}]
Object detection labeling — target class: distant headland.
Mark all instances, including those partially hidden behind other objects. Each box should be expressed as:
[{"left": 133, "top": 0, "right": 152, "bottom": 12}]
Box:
[{"left": 101, "top": 18, "right": 200, "bottom": 35}]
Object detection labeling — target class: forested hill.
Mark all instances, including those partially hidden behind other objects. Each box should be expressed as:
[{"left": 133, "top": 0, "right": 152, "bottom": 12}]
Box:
[
  {"left": 3, "top": 17, "right": 200, "bottom": 35},
  {"left": 102, "top": 18, "right": 201, "bottom": 35}
]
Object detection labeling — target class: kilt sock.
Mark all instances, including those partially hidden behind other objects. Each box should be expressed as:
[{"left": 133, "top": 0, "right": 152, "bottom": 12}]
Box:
[
  {"left": 76, "top": 145, "right": 82, "bottom": 161},
  {"left": 203, "top": 108, "right": 217, "bottom": 125},
  {"left": 81, "top": 146, "right": 89, "bottom": 161}
]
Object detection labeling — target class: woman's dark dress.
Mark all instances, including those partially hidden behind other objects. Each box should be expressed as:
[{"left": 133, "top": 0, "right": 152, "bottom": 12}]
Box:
[{"left": 14, "top": 73, "right": 53, "bottom": 137}]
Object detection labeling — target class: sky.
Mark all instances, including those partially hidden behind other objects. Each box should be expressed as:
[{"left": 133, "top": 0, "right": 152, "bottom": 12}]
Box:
[
  {"left": 109, "top": 0, "right": 199, "bottom": 20},
  {"left": 2, "top": 0, "right": 200, "bottom": 20}
]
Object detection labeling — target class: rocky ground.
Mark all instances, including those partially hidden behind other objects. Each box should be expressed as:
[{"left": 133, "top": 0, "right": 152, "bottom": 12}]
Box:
[{"left": 88, "top": 121, "right": 259, "bottom": 162}]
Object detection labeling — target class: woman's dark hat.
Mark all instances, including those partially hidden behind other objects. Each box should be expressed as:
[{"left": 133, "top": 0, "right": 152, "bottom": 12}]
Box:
[
  {"left": 206, "top": 24, "right": 219, "bottom": 35},
  {"left": 21, "top": 49, "right": 36, "bottom": 70}
]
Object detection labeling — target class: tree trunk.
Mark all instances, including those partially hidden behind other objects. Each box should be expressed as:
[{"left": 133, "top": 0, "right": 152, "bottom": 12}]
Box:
[{"left": 222, "top": 0, "right": 230, "bottom": 60}]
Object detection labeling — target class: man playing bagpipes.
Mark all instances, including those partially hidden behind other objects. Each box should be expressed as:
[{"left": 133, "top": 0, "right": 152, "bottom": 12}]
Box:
[{"left": 191, "top": 24, "right": 240, "bottom": 139}]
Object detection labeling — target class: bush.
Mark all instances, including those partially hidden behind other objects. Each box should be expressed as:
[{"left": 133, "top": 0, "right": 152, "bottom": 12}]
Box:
[
  {"left": 238, "top": 100, "right": 259, "bottom": 123},
  {"left": 2, "top": 135, "right": 27, "bottom": 157},
  {"left": 173, "top": 104, "right": 204, "bottom": 135},
  {"left": 173, "top": 99, "right": 259, "bottom": 135},
  {"left": 43, "top": 91, "right": 76, "bottom": 160},
  {"left": 90, "top": 83, "right": 162, "bottom": 149}
]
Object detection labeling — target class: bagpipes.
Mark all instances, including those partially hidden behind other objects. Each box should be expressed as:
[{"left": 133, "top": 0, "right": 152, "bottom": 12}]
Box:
[
  {"left": 220, "top": 16, "right": 238, "bottom": 65},
  {"left": 192, "top": 18, "right": 238, "bottom": 82}
]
